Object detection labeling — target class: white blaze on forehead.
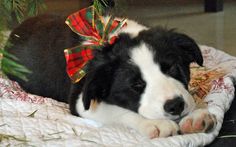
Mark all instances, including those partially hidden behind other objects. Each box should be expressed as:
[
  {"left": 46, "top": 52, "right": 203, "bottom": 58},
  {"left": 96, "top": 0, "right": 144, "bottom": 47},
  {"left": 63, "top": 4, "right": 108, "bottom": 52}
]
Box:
[
  {"left": 130, "top": 43, "right": 176, "bottom": 99},
  {"left": 130, "top": 43, "right": 170, "bottom": 87},
  {"left": 130, "top": 43, "right": 161, "bottom": 80}
]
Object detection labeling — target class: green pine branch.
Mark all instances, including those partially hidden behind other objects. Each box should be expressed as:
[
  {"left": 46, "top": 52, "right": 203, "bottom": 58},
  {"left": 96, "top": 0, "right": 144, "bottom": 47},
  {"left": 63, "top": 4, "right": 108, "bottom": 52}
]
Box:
[
  {"left": 27, "top": 0, "right": 47, "bottom": 17},
  {"left": 1, "top": 49, "right": 32, "bottom": 81},
  {"left": 0, "top": 0, "right": 46, "bottom": 81},
  {"left": 93, "top": 0, "right": 110, "bottom": 15}
]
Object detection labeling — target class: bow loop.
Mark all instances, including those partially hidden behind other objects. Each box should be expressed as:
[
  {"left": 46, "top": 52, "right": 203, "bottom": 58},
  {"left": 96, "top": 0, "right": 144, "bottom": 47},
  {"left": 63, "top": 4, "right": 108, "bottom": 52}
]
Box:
[{"left": 64, "top": 6, "right": 127, "bottom": 83}]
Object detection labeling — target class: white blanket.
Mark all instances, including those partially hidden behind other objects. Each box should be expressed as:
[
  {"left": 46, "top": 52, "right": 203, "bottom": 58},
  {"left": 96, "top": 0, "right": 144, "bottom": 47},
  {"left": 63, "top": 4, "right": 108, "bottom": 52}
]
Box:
[{"left": 0, "top": 45, "right": 235, "bottom": 146}]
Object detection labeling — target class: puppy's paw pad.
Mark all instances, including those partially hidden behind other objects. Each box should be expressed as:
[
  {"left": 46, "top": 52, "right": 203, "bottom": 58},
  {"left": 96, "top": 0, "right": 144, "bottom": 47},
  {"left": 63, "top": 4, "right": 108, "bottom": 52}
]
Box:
[{"left": 179, "top": 109, "right": 217, "bottom": 134}]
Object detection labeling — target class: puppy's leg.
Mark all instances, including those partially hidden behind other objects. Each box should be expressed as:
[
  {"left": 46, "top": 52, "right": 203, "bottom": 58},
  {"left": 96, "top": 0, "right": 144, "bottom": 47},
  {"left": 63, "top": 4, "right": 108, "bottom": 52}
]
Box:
[
  {"left": 76, "top": 96, "right": 179, "bottom": 139},
  {"left": 179, "top": 109, "right": 217, "bottom": 134}
]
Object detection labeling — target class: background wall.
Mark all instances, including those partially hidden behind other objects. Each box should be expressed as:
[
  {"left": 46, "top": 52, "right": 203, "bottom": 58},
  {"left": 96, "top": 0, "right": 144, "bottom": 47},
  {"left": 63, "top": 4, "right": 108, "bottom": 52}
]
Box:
[{"left": 44, "top": 0, "right": 236, "bottom": 56}]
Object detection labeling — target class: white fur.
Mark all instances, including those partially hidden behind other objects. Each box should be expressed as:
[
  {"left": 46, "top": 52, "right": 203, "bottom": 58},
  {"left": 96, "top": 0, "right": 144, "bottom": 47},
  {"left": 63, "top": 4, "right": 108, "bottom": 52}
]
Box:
[
  {"left": 108, "top": 17, "right": 148, "bottom": 38},
  {"left": 76, "top": 94, "right": 179, "bottom": 138},
  {"left": 120, "top": 19, "right": 148, "bottom": 38},
  {"left": 130, "top": 43, "right": 196, "bottom": 120}
]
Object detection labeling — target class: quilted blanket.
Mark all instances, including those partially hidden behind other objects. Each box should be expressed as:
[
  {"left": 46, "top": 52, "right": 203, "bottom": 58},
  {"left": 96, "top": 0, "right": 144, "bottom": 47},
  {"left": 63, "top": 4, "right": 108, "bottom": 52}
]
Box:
[{"left": 0, "top": 45, "right": 235, "bottom": 146}]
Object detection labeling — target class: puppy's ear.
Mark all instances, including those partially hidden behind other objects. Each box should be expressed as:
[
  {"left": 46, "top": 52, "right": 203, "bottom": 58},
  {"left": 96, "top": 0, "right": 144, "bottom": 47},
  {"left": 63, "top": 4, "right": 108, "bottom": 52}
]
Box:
[
  {"left": 172, "top": 33, "right": 203, "bottom": 66},
  {"left": 82, "top": 33, "right": 132, "bottom": 110},
  {"left": 82, "top": 59, "right": 117, "bottom": 110}
]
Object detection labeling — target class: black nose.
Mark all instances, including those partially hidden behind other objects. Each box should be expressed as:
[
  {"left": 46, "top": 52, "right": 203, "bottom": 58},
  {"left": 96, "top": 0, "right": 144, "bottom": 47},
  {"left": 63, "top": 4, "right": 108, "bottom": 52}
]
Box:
[{"left": 164, "top": 97, "right": 185, "bottom": 115}]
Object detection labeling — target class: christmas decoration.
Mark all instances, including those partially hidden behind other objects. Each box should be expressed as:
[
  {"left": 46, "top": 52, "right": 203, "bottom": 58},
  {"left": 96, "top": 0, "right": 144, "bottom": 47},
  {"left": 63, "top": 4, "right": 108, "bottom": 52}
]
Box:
[{"left": 64, "top": 5, "right": 127, "bottom": 83}]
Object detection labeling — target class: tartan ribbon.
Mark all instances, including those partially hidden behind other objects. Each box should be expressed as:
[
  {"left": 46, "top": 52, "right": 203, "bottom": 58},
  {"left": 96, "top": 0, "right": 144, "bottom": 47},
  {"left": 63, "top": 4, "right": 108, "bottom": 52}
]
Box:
[{"left": 64, "top": 6, "right": 127, "bottom": 83}]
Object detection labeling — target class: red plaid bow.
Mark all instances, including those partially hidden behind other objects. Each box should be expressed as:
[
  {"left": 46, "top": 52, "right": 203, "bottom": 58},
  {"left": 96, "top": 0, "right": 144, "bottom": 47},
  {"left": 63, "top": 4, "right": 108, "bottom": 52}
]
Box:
[{"left": 64, "top": 6, "right": 127, "bottom": 83}]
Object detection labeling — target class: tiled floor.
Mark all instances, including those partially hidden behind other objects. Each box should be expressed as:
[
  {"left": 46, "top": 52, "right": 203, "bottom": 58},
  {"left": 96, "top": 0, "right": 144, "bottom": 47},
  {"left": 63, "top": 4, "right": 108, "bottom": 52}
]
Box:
[{"left": 45, "top": 0, "right": 236, "bottom": 56}]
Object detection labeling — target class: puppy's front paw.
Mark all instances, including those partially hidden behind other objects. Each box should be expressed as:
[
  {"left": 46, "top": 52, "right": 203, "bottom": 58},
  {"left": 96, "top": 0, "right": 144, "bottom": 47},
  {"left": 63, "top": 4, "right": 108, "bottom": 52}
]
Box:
[
  {"left": 179, "top": 109, "right": 217, "bottom": 134},
  {"left": 138, "top": 119, "right": 179, "bottom": 139}
]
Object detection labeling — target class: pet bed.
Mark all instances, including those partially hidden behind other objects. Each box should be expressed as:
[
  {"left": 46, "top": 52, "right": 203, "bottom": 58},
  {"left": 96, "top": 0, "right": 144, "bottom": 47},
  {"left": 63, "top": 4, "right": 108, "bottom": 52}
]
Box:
[{"left": 0, "top": 45, "right": 235, "bottom": 146}]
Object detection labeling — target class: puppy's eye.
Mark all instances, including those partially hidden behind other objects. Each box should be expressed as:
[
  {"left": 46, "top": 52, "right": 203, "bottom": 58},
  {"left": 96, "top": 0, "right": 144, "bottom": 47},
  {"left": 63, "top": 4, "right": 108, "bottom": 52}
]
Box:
[
  {"left": 131, "top": 79, "right": 146, "bottom": 93},
  {"left": 160, "top": 63, "right": 172, "bottom": 73},
  {"left": 161, "top": 62, "right": 179, "bottom": 74}
]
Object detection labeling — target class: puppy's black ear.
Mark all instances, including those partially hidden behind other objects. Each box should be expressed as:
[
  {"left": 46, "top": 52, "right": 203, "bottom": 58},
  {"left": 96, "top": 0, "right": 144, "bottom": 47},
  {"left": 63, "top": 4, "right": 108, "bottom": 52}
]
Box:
[
  {"left": 82, "top": 33, "right": 132, "bottom": 110},
  {"left": 82, "top": 59, "right": 117, "bottom": 110},
  {"left": 172, "top": 33, "right": 203, "bottom": 66}
]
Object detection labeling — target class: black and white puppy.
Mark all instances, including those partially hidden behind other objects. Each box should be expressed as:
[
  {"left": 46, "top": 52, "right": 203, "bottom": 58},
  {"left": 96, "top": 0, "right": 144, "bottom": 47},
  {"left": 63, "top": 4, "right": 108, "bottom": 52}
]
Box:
[{"left": 3, "top": 15, "right": 217, "bottom": 138}]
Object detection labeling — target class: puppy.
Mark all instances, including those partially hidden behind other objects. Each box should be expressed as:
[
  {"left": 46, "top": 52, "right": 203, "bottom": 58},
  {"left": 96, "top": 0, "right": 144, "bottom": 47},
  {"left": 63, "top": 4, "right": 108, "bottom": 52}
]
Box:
[{"left": 3, "top": 14, "right": 217, "bottom": 138}]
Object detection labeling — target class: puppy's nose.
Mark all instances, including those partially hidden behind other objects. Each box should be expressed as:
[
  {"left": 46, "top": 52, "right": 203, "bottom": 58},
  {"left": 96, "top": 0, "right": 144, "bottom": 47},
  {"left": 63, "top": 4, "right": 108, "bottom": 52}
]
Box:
[{"left": 164, "top": 97, "right": 185, "bottom": 115}]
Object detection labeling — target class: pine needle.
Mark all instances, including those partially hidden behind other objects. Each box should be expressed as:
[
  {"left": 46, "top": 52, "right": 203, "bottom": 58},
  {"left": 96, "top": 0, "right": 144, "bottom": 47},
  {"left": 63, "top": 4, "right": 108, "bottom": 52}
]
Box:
[
  {"left": 0, "top": 123, "right": 7, "bottom": 127},
  {"left": 79, "top": 133, "right": 98, "bottom": 144},
  {"left": 27, "top": 110, "right": 38, "bottom": 117},
  {"left": 48, "top": 131, "right": 64, "bottom": 136},
  {"left": 72, "top": 128, "right": 78, "bottom": 136},
  {"left": 217, "top": 135, "right": 236, "bottom": 138},
  {"left": 40, "top": 131, "right": 64, "bottom": 142},
  {"left": 0, "top": 134, "right": 28, "bottom": 142},
  {"left": 42, "top": 136, "right": 62, "bottom": 142},
  {"left": 15, "top": 143, "right": 36, "bottom": 147}
]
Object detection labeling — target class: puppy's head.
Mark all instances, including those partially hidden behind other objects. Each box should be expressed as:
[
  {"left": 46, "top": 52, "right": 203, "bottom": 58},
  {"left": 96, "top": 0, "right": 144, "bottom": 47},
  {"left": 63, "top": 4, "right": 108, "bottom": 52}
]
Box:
[{"left": 82, "top": 27, "right": 203, "bottom": 120}]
